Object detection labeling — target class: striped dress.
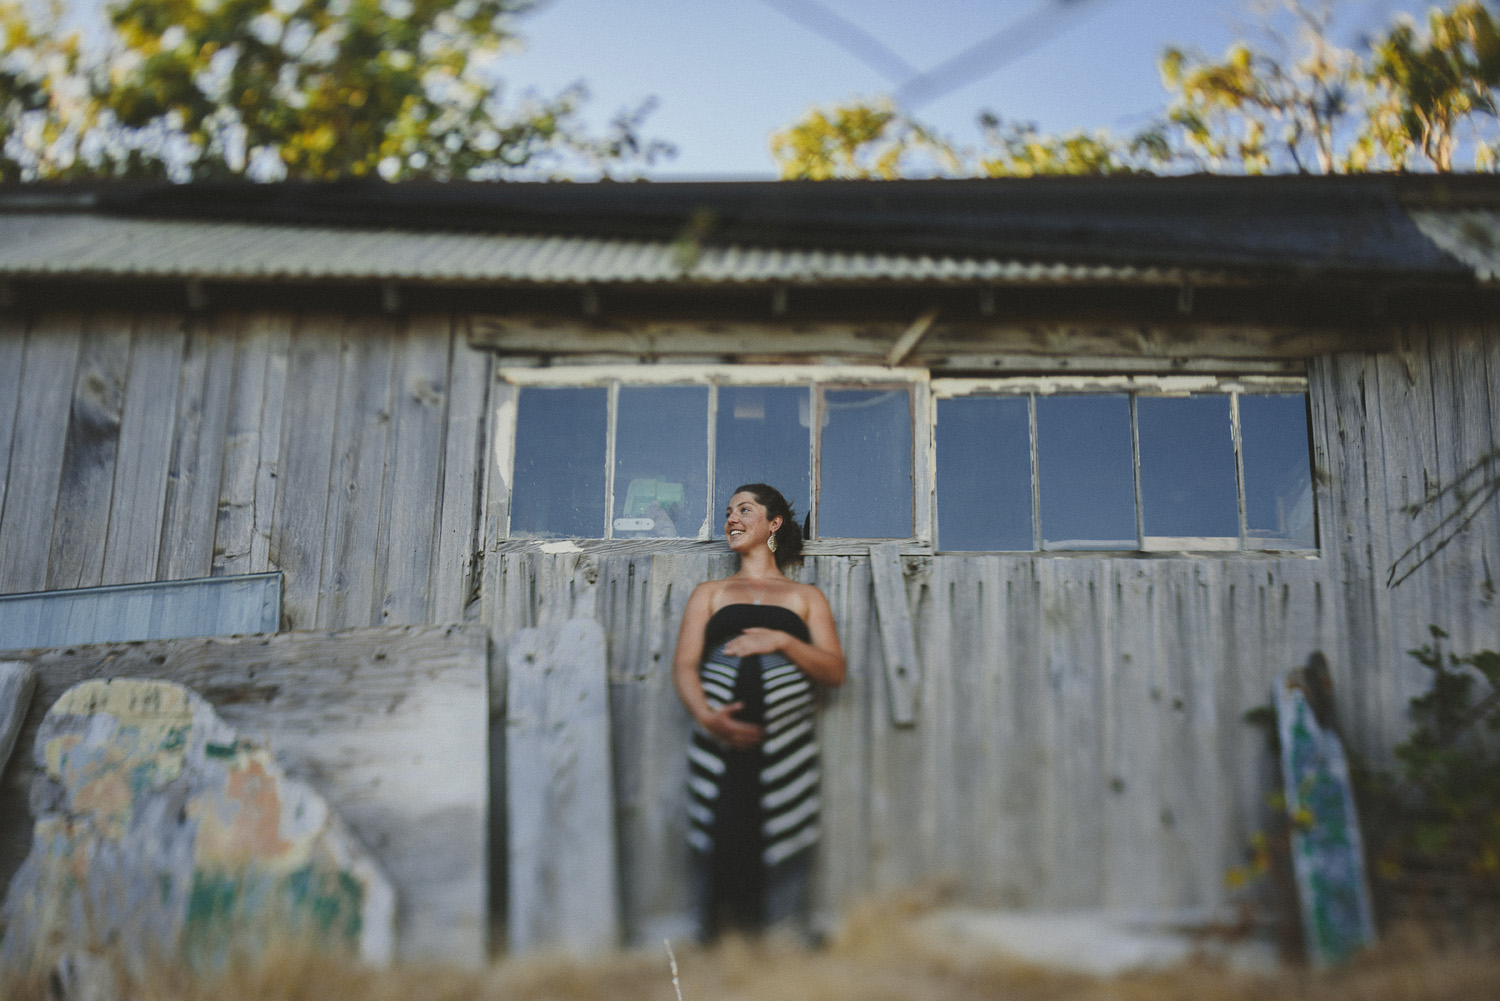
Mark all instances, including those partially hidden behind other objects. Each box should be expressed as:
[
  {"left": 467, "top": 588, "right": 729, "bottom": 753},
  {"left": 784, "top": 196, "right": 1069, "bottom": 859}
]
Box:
[{"left": 687, "top": 603, "right": 821, "bottom": 925}]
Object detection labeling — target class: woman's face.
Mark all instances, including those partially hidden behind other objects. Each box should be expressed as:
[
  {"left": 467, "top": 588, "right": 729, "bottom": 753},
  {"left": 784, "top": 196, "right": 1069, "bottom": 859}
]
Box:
[{"left": 725, "top": 491, "right": 781, "bottom": 553}]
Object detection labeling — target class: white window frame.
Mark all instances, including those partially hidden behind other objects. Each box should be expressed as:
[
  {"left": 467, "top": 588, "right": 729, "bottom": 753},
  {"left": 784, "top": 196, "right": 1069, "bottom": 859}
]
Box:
[
  {"left": 931, "top": 373, "right": 1317, "bottom": 553},
  {"left": 493, "top": 365, "right": 934, "bottom": 545}
]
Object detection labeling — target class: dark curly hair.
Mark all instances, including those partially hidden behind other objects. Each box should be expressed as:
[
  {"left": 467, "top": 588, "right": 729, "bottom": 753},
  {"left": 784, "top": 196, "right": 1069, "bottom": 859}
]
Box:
[{"left": 730, "top": 483, "right": 804, "bottom": 568}]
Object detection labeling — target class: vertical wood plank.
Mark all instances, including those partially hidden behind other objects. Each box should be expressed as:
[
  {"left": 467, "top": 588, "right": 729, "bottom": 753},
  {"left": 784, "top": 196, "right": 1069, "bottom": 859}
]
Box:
[
  {"left": 214, "top": 314, "right": 291, "bottom": 576},
  {"left": 811, "top": 553, "right": 874, "bottom": 916},
  {"left": 431, "top": 336, "right": 489, "bottom": 624},
  {"left": 1321, "top": 350, "right": 1397, "bottom": 759},
  {"left": 1436, "top": 324, "right": 1498, "bottom": 653},
  {"left": 269, "top": 315, "right": 343, "bottom": 630},
  {"left": 1100, "top": 560, "right": 1167, "bottom": 910},
  {"left": 45, "top": 315, "right": 132, "bottom": 590},
  {"left": 374, "top": 316, "right": 450, "bottom": 626},
  {"left": 990, "top": 557, "right": 1047, "bottom": 906},
  {"left": 507, "top": 617, "right": 619, "bottom": 954},
  {"left": 105, "top": 314, "right": 190, "bottom": 583},
  {"left": 0, "top": 319, "right": 29, "bottom": 535},
  {"left": 249, "top": 316, "right": 292, "bottom": 574},
  {"left": 316, "top": 319, "right": 396, "bottom": 629},
  {"left": 153, "top": 315, "right": 230, "bottom": 581},
  {"left": 869, "top": 542, "right": 920, "bottom": 725},
  {"left": 865, "top": 554, "right": 928, "bottom": 892},
  {"left": 1041, "top": 558, "right": 1107, "bottom": 907},
  {"left": 1155, "top": 559, "right": 1226, "bottom": 909}
]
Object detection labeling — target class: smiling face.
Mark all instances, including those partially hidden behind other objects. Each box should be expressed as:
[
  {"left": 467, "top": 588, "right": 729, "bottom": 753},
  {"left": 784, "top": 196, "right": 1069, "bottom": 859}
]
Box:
[{"left": 725, "top": 491, "right": 782, "bottom": 554}]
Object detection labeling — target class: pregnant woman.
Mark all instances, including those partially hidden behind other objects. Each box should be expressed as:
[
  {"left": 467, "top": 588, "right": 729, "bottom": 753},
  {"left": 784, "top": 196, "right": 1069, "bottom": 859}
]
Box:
[{"left": 672, "top": 482, "right": 845, "bottom": 943}]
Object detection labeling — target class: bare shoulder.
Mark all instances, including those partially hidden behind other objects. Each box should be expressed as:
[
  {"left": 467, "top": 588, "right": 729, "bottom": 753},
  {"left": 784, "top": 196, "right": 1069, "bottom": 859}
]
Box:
[
  {"left": 794, "top": 580, "right": 832, "bottom": 617},
  {"left": 691, "top": 577, "right": 734, "bottom": 613},
  {"left": 690, "top": 579, "right": 725, "bottom": 605}
]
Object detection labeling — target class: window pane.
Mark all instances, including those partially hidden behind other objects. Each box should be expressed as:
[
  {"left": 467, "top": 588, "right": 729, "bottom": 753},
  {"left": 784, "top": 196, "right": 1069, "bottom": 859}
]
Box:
[
  {"left": 818, "top": 388, "right": 914, "bottom": 538},
  {"left": 1138, "top": 395, "right": 1239, "bottom": 545},
  {"left": 511, "top": 387, "right": 606, "bottom": 537},
  {"left": 614, "top": 386, "right": 709, "bottom": 538},
  {"left": 1037, "top": 395, "right": 1135, "bottom": 549},
  {"left": 936, "top": 396, "right": 1032, "bottom": 550},
  {"left": 714, "top": 386, "right": 810, "bottom": 535},
  {"left": 1241, "top": 393, "right": 1316, "bottom": 548}
]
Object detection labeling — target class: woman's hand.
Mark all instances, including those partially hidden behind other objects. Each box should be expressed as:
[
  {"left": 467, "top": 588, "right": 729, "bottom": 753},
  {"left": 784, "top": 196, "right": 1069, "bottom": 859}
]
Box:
[
  {"left": 721, "top": 627, "right": 787, "bottom": 658},
  {"left": 699, "top": 701, "right": 763, "bottom": 749}
]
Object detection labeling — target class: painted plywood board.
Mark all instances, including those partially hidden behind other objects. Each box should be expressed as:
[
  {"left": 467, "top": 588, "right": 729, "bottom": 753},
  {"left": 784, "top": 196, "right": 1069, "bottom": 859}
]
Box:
[
  {"left": 1275, "top": 674, "right": 1376, "bottom": 966},
  {"left": 0, "top": 623, "right": 489, "bottom": 967}
]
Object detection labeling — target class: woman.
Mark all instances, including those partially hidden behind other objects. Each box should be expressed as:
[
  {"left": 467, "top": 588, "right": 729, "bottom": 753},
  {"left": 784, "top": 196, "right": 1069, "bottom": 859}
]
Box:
[{"left": 672, "top": 483, "right": 845, "bottom": 942}]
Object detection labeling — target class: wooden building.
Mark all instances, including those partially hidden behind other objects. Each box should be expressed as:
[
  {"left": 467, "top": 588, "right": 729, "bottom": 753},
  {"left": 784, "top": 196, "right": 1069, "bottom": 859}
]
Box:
[{"left": 0, "top": 175, "right": 1498, "bottom": 951}]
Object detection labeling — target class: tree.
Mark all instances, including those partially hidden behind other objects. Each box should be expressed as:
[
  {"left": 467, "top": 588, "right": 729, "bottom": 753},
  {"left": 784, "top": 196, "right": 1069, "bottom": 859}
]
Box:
[
  {"left": 1, "top": 0, "right": 670, "bottom": 182},
  {"left": 769, "top": 100, "right": 1155, "bottom": 179},
  {"left": 1363, "top": 1, "right": 1500, "bottom": 171},
  {"left": 1, "top": 2, "right": 86, "bottom": 182},
  {"left": 975, "top": 112, "right": 1163, "bottom": 177},
  {"left": 769, "top": 98, "right": 959, "bottom": 180},
  {"left": 770, "top": 0, "right": 1500, "bottom": 179},
  {"left": 1157, "top": 1, "right": 1361, "bottom": 173}
]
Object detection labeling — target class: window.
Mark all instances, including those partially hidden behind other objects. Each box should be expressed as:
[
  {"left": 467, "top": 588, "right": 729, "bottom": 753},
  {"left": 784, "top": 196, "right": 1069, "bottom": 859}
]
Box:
[
  {"left": 935, "top": 377, "right": 1316, "bottom": 552},
  {"left": 505, "top": 371, "right": 922, "bottom": 541}
]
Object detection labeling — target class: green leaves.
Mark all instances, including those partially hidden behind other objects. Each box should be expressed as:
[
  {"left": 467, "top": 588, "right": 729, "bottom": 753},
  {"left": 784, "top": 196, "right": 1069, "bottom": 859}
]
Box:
[
  {"left": 1365, "top": 628, "right": 1500, "bottom": 908},
  {"left": 1366, "top": 1, "right": 1500, "bottom": 171},
  {"left": 772, "top": 2, "right": 1500, "bottom": 180},
  {"left": 0, "top": 0, "right": 670, "bottom": 181}
]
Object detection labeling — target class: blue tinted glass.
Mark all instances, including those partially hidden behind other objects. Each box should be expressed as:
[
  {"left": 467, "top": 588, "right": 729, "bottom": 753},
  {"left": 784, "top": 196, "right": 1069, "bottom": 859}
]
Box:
[
  {"left": 936, "top": 396, "right": 1032, "bottom": 550},
  {"left": 819, "top": 388, "right": 913, "bottom": 538},
  {"left": 714, "top": 386, "right": 810, "bottom": 536},
  {"left": 511, "top": 387, "right": 606, "bottom": 537},
  {"left": 614, "top": 386, "right": 709, "bottom": 538},
  {"left": 1037, "top": 395, "right": 1135, "bottom": 549},
  {"left": 1241, "top": 393, "right": 1315, "bottom": 548},
  {"left": 1138, "top": 396, "right": 1238, "bottom": 542}
]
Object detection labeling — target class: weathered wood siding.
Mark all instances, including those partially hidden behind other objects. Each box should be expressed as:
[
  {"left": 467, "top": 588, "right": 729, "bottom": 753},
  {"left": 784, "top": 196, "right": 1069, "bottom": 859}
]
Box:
[
  {"left": 2, "top": 313, "right": 1497, "bottom": 946},
  {"left": 479, "top": 323, "right": 1500, "bottom": 941},
  {"left": 1309, "top": 323, "right": 1500, "bottom": 758},
  {"left": 0, "top": 312, "right": 491, "bottom": 632}
]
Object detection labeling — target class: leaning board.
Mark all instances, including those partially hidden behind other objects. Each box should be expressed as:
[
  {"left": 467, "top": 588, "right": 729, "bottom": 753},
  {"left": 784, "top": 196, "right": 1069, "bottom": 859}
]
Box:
[
  {"left": 0, "top": 624, "right": 488, "bottom": 968},
  {"left": 507, "top": 617, "right": 619, "bottom": 954},
  {"left": 1275, "top": 676, "right": 1377, "bottom": 966}
]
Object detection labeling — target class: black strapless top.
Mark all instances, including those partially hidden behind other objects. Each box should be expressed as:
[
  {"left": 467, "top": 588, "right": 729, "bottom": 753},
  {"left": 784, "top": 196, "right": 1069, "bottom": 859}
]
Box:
[{"left": 704, "top": 603, "right": 810, "bottom": 651}]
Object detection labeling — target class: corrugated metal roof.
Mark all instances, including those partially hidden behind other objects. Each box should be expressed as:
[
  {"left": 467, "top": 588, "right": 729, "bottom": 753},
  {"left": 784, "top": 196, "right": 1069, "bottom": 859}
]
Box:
[
  {"left": 2, "top": 174, "right": 1497, "bottom": 286},
  {"left": 0, "top": 213, "right": 1204, "bottom": 286},
  {"left": 1409, "top": 209, "right": 1500, "bottom": 283}
]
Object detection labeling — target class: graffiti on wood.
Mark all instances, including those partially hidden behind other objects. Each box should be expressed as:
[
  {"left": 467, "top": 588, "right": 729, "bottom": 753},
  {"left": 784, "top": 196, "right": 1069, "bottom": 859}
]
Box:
[
  {"left": 0, "top": 678, "right": 394, "bottom": 974},
  {"left": 1275, "top": 669, "right": 1376, "bottom": 966}
]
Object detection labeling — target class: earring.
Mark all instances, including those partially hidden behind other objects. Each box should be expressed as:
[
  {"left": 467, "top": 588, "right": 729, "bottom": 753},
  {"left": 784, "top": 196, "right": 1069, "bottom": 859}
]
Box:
[{"left": 767, "top": 534, "right": 778, "bottom": 554}]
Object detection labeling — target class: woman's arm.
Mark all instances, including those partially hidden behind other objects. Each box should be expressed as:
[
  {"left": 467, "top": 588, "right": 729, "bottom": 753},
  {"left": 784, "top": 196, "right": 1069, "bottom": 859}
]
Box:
[
  {"left": 672, "top": 582, "right": 764, "bottom": 749},
  {"left": 721, "top": 585, "right": 845, "bottom": 686}
]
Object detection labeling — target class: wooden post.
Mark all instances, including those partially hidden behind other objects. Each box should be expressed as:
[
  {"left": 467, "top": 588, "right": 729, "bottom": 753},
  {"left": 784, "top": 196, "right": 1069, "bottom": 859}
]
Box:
[
  {"left": 869, "top": 544, "right": 921, "bottom": 727},
  {"left": 507, "top": 617, "right": 619, "bottom": 953}
]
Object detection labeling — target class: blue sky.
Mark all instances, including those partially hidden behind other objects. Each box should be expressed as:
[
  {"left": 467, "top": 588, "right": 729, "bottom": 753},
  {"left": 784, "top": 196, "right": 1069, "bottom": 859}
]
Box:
[
  {"left": 497, "top": 0, "right": 1434, "bottom": 176},
  {"left": 60, "top": 0, "right": 1443, "bottom": 177}
]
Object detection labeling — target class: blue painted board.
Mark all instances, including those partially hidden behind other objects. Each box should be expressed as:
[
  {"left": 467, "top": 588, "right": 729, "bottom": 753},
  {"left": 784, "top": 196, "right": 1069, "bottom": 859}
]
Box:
[{"left": 1275, "top": 674, "right": 1377, "bottom": 966}]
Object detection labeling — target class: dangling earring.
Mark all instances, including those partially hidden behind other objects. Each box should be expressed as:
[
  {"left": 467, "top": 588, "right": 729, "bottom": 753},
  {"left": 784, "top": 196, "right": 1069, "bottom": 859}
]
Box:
[{"left": 767, "top": 534, "right": 778, "bottom": 554}]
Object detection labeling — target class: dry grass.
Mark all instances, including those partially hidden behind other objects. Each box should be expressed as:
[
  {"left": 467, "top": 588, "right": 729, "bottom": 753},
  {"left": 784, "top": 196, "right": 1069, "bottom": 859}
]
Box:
[{"left": 4, "top": 892, "right": 1499, "bottom": 1001}]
